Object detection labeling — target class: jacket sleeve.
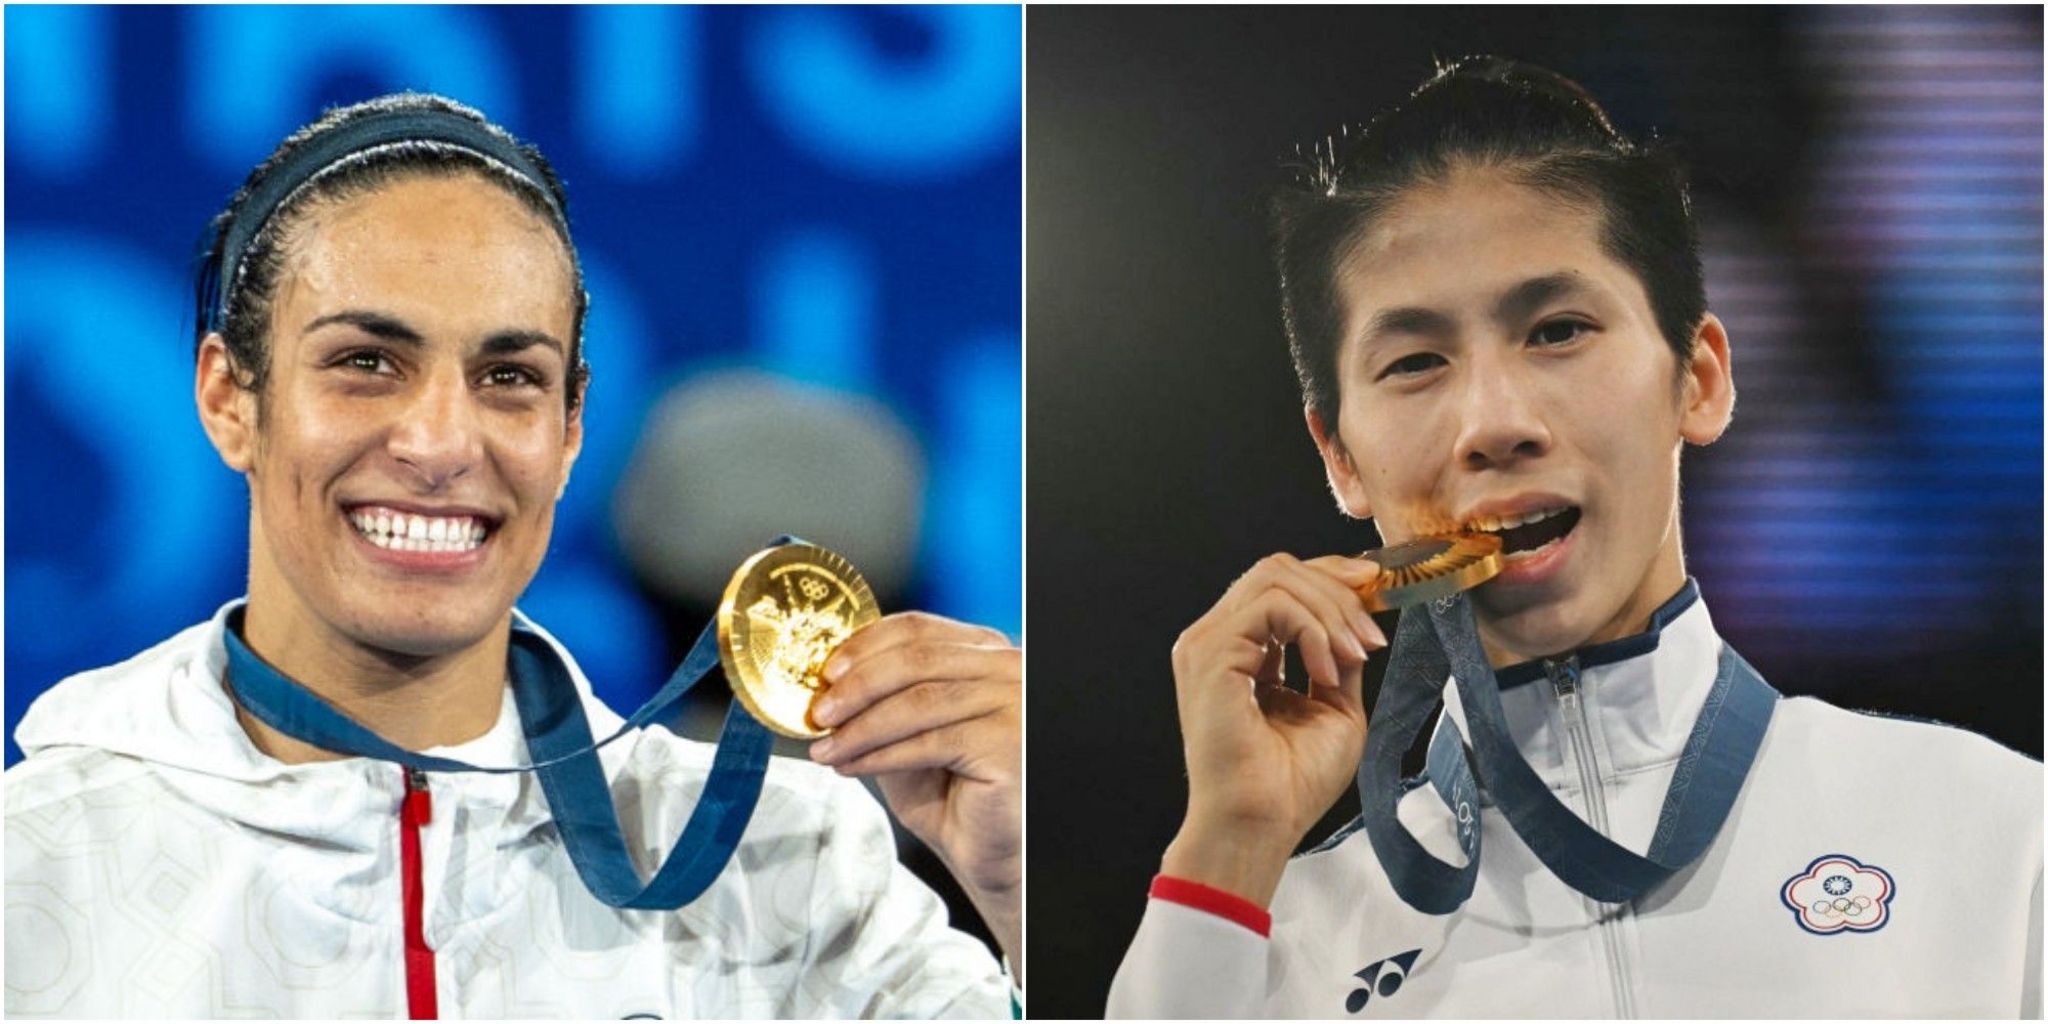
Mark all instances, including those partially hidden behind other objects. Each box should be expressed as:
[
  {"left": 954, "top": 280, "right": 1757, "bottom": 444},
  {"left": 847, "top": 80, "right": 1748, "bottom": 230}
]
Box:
[
  {"left": 793, "top": 775, "right": 1011, "bottom": 1019},
  {"left": 2024, "top": 867, "right": 2041, "bottom": 1019},
  {"left": 1106, "top": 894, "right": 1269, "bottom": 1019}
]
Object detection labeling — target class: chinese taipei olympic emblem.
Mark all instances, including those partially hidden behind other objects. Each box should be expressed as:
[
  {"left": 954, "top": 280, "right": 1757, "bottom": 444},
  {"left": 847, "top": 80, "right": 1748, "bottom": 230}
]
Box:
[{"left": 1781, "top": 853, "right": 1894, "bottom": 935}]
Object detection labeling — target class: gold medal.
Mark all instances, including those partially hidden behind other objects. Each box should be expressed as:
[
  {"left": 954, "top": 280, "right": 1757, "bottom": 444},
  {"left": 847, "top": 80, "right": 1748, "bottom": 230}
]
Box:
[
  {"left": 1355, "top": 533, "right": 1504, "bottom": 612},
  {"left": 718, "top": 542, "right": 880, "bottom": 739}
]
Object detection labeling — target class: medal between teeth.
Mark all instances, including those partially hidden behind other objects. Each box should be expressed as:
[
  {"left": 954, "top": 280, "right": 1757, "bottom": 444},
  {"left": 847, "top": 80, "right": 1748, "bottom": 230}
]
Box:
[
  {"left": 1354, "top": 533, "right": 1505, "bottom": 612},
  {"left": 717, "top": 542, "right": 880, "bottom": 739}
]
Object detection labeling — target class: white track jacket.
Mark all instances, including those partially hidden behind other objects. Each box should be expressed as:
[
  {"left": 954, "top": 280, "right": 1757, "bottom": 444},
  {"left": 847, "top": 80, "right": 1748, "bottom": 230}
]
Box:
[
  {"left": 1110, "top": 586, "right": 2042, "bottom": 1018},
  {"left": 6, "top": 603, "right": 1010, "bottom": 1018}
]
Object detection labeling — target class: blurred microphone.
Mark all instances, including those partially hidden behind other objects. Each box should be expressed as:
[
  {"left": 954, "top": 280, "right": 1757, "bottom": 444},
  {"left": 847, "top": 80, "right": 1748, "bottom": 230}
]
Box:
[
  {"left": 612, "top": 368, "right": 936, "bottom": 864},
  {"left": 613, "top": 367, "right": 926, "bottom": 614}
]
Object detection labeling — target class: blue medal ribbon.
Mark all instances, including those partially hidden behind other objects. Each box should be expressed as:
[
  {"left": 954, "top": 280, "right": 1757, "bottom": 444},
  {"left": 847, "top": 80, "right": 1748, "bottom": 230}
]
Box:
[
  {"left": 1357, "top": 588, "right": 1777, "bottom": 913},
  {"left": 222, "top": 539, "right": 799, "bottom": 911}
]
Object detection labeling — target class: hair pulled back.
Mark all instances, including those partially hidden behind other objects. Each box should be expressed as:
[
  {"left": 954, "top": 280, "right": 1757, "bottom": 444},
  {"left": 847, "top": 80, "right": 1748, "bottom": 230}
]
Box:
[
  {"left": 193, "top": 92, "right": 590, "bottom": 410},
  {"left": 1271, "top": 56, "right": 1704, "bottom": 428}
]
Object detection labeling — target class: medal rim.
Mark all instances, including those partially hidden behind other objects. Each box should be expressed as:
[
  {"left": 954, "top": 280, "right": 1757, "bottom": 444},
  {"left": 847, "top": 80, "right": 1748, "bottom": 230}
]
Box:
[
  {"left": 1355, "top": 532, "right": 1504, "bottom": 612},
  {"left": 717, "top": 542, "right": 879, "bottom": 740}
]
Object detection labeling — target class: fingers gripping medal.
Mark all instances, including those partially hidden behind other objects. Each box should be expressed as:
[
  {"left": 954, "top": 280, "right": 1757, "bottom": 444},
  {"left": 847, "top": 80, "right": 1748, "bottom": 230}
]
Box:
[
  {"left": 718, "top": 543, "right": 880, "bottom": 739},
  {"left": 1354, "top": 533, "right": 1505, "bottom": 611}
]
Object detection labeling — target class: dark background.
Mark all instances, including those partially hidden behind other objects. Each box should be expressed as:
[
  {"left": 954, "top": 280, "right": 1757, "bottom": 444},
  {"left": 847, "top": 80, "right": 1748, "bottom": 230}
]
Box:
[{"left": 1026, "top": 7, "right": 2042, "bottom": 1016}]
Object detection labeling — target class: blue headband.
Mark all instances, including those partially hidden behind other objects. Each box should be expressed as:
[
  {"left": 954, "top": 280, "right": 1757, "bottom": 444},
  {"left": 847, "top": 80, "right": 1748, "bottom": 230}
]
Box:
[{"left": 208, "top": 106, "right": 564, "bottom": 333}]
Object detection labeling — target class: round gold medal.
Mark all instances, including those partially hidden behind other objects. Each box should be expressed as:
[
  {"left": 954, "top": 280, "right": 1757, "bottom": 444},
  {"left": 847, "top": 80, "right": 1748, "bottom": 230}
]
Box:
[
  {"left": 717, "top": 542, "right": 880, "bottom": 739},
  {"left": 1355, "top": 533, "right": 1504, "bottom": 612}
]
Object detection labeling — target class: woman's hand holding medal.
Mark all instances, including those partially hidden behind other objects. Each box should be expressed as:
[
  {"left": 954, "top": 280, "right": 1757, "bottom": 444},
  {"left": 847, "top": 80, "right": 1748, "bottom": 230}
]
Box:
[
  {"left": 1161, "top": 554, "right": 1386, "bottom": 909},
  {"left": 806, "top": 612, "right": 1023, "bottom": 978}
]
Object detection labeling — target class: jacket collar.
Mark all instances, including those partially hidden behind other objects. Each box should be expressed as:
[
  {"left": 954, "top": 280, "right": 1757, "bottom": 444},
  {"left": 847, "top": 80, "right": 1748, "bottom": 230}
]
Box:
[
  {"left": 15, "top": 598, "right": 631, "bottom": 845},
  {"left": 1439, "top": 579, "right": 1720, "bottom": 787}
]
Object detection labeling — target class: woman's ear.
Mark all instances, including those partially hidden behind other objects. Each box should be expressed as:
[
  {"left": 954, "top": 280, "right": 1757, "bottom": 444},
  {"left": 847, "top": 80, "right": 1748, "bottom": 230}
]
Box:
[
  {"left": 1679, "top": 313, "right": 1735, "bottom": 446},
  {"left": 196, "top": 334, "right": 258, "bottom": 472},
  {"left": 1306, "top": 405, "right": 1373, "bottom": 519}
]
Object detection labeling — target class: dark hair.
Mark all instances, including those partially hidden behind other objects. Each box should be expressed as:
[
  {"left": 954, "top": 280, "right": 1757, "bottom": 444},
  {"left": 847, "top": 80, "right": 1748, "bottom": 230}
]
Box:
[
  {"left": 1271, "top": 56, "right": 1704, "bottom": 429},
  {"left": 193, "top": 92, "right": 590, "bottom": 410}
]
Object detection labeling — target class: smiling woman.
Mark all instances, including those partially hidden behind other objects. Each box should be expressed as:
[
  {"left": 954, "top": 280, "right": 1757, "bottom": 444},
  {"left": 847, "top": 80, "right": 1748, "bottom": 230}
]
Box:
[
  {"left": 6, "top": 93, "right": 1022, "bottom": 1019},
  {"left": 199, "top": 170, "right": 585, "bottom": 750},
  {"left": 185, "top": 98, "right": 588, "bottom": 762}
]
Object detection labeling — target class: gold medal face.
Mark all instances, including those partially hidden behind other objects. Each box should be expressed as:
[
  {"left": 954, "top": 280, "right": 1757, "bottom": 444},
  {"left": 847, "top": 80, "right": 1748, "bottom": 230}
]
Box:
[
  {"left": 718, "top": 543, "right": 880, "bottom": 739},
  {"left": 1355, "top": 533, "right": 1504, "bottom": 612}
]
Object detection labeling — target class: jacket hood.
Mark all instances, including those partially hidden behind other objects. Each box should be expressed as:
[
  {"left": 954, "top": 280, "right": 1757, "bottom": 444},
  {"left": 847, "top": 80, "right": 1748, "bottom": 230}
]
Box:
[{"left": 13, "top": 599, "right": 633, "bottom": 848}]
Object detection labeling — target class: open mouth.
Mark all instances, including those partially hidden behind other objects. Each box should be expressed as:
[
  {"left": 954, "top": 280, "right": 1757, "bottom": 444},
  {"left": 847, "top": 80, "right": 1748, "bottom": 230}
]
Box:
[
  {"left": 346, "top": 505, "right": 495, "bottom": 554},
  {"left": 1464, "top": 506, "right": 1581, "bottom": 562}
]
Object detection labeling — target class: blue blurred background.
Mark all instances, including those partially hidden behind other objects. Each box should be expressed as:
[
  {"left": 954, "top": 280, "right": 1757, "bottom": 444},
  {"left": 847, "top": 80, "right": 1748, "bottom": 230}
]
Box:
[{"left": 5, "top": 5, "right": 1022, "bottom": 766}]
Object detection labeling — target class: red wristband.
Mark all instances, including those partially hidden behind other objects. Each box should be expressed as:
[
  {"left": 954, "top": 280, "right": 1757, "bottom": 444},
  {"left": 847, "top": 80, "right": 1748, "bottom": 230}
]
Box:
[{"left": 1149, "top": 874, "right": 1272, "bottom": 937}]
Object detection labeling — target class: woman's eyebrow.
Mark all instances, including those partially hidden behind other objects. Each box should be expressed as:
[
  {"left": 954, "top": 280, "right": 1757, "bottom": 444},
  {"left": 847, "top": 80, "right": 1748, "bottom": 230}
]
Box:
[
  {"left": 479, "top": 330, "right": 565, "bottom": 359},
  {"left": 298, "top": 311, "right": 562, "bottom": 360},
  {"left": 1494, "top": 272, "right": 1593, "bottom": 326},
  {"left": 1359, "top": 306, "right": 1455, "bottom": 349},
  {"left": 1357, "top": 272, "right": 1598, "bottom": 352},
  {"left": 302, "top": 309, "right": 423, "bottom": 346}
]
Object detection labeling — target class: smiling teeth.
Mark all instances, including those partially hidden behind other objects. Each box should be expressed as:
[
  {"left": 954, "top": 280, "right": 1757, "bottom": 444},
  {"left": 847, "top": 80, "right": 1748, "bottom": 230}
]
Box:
[
  {"left": 1467, "top": 507, "right": 1570, "bottom": 533},
  {"left": 348, "top": 510, "right": 487, "bottom": 553}
]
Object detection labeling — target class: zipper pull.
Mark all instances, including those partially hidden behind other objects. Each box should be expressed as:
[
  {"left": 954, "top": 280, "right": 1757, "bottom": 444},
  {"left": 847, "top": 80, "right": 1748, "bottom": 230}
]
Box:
[
  {"left": 403, "top": 766, "right": 432, "bottom": 826},
  {"left": 1544, "top": 655, "right": 1580, "bottom": 698}
]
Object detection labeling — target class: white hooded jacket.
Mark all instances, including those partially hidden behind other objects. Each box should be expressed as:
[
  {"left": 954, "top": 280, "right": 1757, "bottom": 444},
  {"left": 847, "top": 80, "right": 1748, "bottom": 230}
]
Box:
[
  {"left": 6, "top": 602, "right": 1011, "bottom": 1019},
  {"left": 1109, "top": 583, "right": 2042, "bottom": 1018}
]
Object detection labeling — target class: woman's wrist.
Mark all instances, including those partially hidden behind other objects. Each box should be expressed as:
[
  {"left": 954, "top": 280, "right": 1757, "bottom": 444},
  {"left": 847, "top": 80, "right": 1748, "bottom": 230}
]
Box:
[{"left": 1159, "top": 820, "right": 1294, "bottom": 910}]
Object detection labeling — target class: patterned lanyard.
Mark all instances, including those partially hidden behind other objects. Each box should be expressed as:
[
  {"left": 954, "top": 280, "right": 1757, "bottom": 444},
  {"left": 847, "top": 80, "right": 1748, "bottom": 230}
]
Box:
[
  {"left": 221, "top": 541, "right": 800, "bottom": 912},
  {"left": 1356, "top": 593, "right": 1777, "bottom": 912}
]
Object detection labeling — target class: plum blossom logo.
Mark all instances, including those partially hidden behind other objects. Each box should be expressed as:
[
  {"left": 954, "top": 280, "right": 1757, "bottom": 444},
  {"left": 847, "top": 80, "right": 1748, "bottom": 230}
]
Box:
[{"left": 1781, "top": 854, "right": 1894, "bottom": 935}]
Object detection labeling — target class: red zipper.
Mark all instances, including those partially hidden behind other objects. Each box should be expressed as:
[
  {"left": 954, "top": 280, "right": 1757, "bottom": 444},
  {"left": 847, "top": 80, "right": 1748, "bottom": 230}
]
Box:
[{"left": 400, "top": 766, "right": 438, "bottom": 1019}]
